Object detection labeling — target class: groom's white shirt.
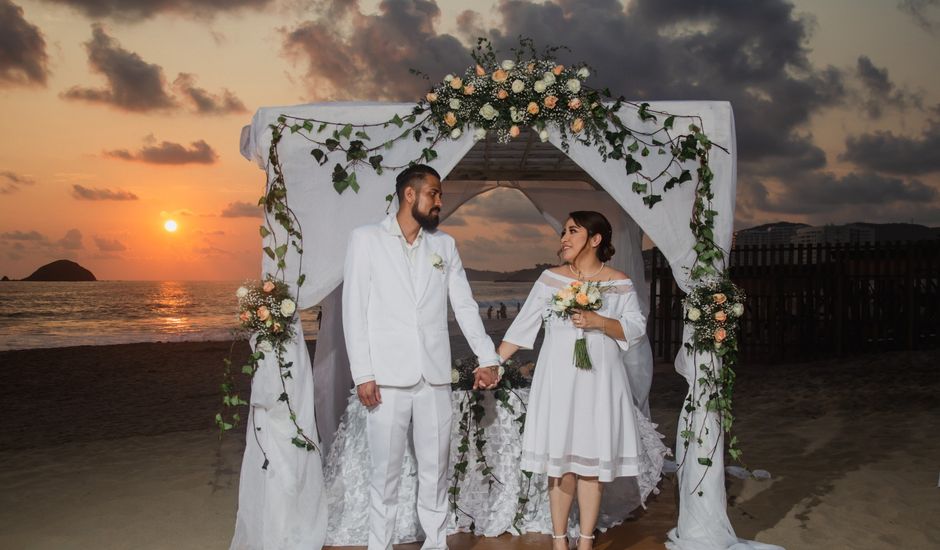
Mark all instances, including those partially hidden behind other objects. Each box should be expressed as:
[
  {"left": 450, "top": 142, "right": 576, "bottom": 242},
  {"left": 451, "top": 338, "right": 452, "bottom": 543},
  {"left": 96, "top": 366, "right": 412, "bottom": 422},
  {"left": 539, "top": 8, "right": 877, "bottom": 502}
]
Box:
[{"left": 343, "top": 214, "right": 499, "bottom": 387}]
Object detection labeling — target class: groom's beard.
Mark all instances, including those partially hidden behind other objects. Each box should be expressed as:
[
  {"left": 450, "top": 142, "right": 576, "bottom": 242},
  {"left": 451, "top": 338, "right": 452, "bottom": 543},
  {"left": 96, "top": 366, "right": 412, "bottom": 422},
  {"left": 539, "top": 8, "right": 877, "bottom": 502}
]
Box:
[{"left": 413, "top": 204, "right": 441, "bottom": 231}]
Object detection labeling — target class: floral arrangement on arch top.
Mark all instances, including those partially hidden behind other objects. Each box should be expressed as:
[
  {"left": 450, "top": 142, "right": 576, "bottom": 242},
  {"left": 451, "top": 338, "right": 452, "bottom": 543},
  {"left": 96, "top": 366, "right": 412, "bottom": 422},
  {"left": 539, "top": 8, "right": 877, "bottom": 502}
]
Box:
[{"left": 425, "top": 42, "right": 592, "bottom": 145}]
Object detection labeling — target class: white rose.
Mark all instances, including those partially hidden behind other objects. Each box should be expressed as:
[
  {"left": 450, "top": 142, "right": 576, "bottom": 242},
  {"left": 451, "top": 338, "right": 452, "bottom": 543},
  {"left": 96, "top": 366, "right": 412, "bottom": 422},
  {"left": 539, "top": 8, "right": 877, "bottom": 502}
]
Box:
[
  {"left": 533, "top": 80, "right": 547, "bottom": 93},
  {"left": 450, "top": 127, "right": 462, "bottom": 139},
  {"left": 451, "top": 369, "right": 460, "bottom": 384},
  {"left": 542, "top": 72, "right": 556, "bottom": 85},
  {"left": 566, "top": 78, "right": 581, "bottom": 93},
  {"left": 511, "top": 79, "right": 525, "bottom": 94},
  {"left": 257, "top": 339, "right": 274, "bottom": 353},
  {"left": 473, "top": 127, "right": 487, "bottom": 141},
  {"left": 732, "top": 303, "right": 745, "bottom": 317},
  {"left": 577, "top": 67, "right": 590, "bottom": 79},
  {"left": 509, "top": 107, "right": 524, "bottom": 123},
  {"left": 588, "top": 288, "right": 600, "bottom": 301},
  {"left": 538, "top": 128, "right": 550, "bottom": 142},
  {"left": 551, "top": 302, "right": 566, "bottom": 313},
  {"left": 501, "top": 59, "right": 516, "bottom": 70},
  {"left": 236, "top": 286, "right": 248, "bottom": 299},
  {"left": 479, "top": 103, "right": 498, "bottom": 121},
  {"left": 687, "top": 307, "right": 702, "bottom": 322},
  {"left": 449, "top": 98, "right": 461, "bottom": 109},
  {"left": 498, "top": 365, "right": 506, "bottom": 377},
  {"left": 279, "top": 299, "right": 296, "bottom": 317},
  {"left": 444, "top": 73, "right": 454, "bottom": 82}
]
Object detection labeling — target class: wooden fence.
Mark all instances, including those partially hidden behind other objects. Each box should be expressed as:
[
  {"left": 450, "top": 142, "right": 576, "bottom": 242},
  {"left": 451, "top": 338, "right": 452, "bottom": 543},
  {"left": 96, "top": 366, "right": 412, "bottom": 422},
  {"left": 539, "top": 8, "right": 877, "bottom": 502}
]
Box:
[{"left": 647, "top": 241, "right": 940, "bottom": 363}]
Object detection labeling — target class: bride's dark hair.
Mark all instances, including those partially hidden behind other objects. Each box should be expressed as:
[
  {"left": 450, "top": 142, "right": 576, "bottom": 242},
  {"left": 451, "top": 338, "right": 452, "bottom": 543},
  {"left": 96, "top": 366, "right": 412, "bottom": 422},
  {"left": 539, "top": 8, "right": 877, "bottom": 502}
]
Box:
[{"left": 568, "top": 211, "right": 615, "bottom": 262}]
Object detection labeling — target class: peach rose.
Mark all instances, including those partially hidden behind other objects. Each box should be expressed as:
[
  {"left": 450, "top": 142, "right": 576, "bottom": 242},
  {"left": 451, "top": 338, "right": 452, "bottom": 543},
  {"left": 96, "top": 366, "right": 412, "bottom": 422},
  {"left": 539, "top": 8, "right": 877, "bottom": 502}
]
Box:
[
  {"left": 450, "top": 76, "right": 463, "bottom": 90},
  {"left": 543, "top": 95, "right": 558, "bottom": 109},
  {"left": 527, "top": 101, "right": 540, "bottom": 115},
  {"left": 444, "top": 111, "right": 458, "bottom": 127},
  {"left": 257, "top": 306, "right": 270, "bottom": 322},
  {"left": 714, "top": 310, "right": 727, "bottom": 322},
  {"left": 526, "top": 62, "right": 536, "bottom": 73},
  {"left": 559, "top": 288, "right": 574, "bottom": 301},
  {"left": 576, "top": 293, "right": 590, "bottom": 306},
  {"left": 475, "top": 64, "right": 486, "bottom": 76},
  {"left": 552, "top": 64, "right": 564, "bottom": 75},
  {"left": 568, "top": 97, "right": 582, "bottom": 110},
  {"left": 509, "top": 125, "right": 520, "bottom": 138},
  {"left": 571, "top": 117, "right": 585, "bottom": 134},
  {"left": 714, "top": 327, "right": 727, "bottom": 342},
  {"left": 426, "top": 92, "right": 438, "bottom": 103},
  {"left": 570, "top": 281, "right": 583, "bottom": 288},
  {"left": 463, "top": 84, "right": 475, "bottom": 95},
  {"left": 262, "top": 281, "right": 275, "bottom": 293},
  {"left": 272, "top": 321, "right": 283, "bottom": 333},
  {"left": 497, "top": 88, "right": 509, "bottom": 99},
  {"left": 239, "top": 311, "right": 251, "bottom": 322},
  {"left": 492, "top": 69, "right": 509, "bottom": 82},
  {"left": 713, "top": 293, "right": 727, "bottom": 305}
]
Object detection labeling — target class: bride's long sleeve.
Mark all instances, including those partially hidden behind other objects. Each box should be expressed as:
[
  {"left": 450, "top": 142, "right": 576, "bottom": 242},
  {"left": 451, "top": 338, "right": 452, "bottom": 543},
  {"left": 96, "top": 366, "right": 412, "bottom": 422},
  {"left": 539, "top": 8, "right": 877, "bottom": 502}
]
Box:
[
  {"left": 614, "top": 282, "right": 647, "bottom": 351},
  {"left": 502, "top": 280, "right": 548, "bottom": 350}
]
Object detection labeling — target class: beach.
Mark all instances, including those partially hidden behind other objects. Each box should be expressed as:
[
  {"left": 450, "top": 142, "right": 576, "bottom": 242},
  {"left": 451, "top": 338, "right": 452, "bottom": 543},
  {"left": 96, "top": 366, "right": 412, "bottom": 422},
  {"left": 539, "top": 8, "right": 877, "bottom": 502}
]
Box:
[{"left": 1, "top": 329, "right": 938, "bottom": 549}]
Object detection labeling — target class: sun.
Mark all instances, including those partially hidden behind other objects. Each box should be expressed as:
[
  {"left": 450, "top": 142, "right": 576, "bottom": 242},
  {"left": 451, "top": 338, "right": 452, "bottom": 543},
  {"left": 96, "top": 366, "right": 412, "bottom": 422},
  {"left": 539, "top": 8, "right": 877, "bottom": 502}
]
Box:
[{"left": 164, "top": 219, "right": 178, "bottom": 232}]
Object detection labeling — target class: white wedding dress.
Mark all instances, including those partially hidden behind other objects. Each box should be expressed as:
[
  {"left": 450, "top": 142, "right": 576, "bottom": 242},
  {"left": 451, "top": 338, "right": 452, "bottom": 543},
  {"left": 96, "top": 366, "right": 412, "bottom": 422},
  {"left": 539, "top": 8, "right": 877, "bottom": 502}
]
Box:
[{"left": 504, "top": 269, "right": 667, "bottom": 486}]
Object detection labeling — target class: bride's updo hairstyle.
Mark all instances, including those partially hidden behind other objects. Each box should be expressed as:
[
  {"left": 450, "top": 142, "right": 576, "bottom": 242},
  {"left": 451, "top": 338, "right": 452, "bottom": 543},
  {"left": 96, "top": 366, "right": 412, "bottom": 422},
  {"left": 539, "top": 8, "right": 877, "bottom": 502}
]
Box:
[{"left": 569, "top": 211, "right": 615, "bottom": 262}]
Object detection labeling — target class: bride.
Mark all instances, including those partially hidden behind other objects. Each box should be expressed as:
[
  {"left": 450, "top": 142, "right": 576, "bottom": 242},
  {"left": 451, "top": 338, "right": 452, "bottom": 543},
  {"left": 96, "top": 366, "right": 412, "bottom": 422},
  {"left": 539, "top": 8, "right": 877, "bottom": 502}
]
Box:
[{"left": 497, "top": 210, "right": 663, "bottom": 549}]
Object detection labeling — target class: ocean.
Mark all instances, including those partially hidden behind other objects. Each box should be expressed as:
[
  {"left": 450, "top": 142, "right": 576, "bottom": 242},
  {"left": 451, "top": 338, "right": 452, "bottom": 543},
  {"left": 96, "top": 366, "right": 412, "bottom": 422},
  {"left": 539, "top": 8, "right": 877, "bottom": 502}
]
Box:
[{"left": 0, "top": 280, "right": 533, "bottom": 351}]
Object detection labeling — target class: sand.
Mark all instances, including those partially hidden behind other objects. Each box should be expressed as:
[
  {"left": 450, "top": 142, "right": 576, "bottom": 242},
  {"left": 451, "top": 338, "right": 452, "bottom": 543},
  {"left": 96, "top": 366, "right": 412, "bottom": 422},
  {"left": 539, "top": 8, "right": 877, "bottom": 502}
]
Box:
[{"left": 1, "top": 332, "right": 938, "bottom": 549}]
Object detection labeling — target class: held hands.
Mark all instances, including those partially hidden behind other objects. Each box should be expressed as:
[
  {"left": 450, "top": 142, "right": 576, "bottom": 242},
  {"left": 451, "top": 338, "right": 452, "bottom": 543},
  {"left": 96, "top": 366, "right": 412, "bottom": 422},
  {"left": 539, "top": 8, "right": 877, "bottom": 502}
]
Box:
[
  {"left": 357, "top": 380, "right": 382, "bottom": 408},
  {"left": 571, "top": 310, "right": 603, "bottom": 330},
  {"left": 473, "top": 366, "right": 500, "bottom": 390}
]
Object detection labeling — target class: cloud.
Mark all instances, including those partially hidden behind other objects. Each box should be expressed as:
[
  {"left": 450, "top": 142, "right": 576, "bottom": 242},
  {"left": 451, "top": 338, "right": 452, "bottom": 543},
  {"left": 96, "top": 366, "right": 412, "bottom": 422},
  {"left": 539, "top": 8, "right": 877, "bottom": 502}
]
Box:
[
  {"left": 173, "top": 73, "right": 248, "bottom": 115},
  {"left": 71, "top": 184, "right": 139, "bottom": 200},
  {"left": 455, "top": 188, "right": 548, "bottom": 226},
  {"left": 105, "top": 139, "right": 218, "bottom": 164},
  {"left": 0, "top": 0, "right": 50, "bottom": 87},
  {"left": 1, "top": 230, "right": 45, "bottom": 241},
  {"left": 898, "top": 0, "right": 940, "bottom": 33},
  {"left": 744, "top": 171, "right": 937, "bottom": 216},
  {"left": 57, "top": 229, "right": 83, "bottom": 250},
  {"left": 93, "top": 236, "right": 126, "bottom": 251},
  {"left": 37, "top": 0, "right": 274, "bottom": 21},
  {"left": 62, "top": 24, "right": 176, "bottom": 112},
  {"left": 282, "top": 0, "right": 468, "bottom": 101},
  {"left": 841, "top": 119, "right": 940, "bottom": 175},
  {"left": 0, "top": 171, "right": 36, "bottom": 194},
  {"left": 854, "top": 56, "right": 922, "bottom": 118},
  {"left": 220, "top": 201, "right": 262, "bottom": 218}
]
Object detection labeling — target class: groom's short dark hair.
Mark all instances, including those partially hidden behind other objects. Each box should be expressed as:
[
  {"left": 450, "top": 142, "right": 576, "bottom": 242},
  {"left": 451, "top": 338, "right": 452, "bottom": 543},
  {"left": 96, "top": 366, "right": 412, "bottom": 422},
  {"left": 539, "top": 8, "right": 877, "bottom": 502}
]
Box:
[{"left": 395, "top": 164, "right": 441, "bottom": 202}]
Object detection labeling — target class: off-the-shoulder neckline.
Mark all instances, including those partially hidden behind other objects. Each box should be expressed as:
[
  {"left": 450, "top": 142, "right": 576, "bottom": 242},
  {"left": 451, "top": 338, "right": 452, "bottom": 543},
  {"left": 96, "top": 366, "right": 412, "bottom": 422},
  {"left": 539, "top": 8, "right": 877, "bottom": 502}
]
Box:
[{"left": 541, "top": 269, "right": 633, "bottom": 285}]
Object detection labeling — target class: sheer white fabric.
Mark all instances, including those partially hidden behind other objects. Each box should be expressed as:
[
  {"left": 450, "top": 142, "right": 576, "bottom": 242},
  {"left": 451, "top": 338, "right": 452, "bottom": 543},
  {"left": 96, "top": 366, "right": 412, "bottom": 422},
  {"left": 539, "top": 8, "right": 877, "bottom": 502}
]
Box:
[
  {"left": 229, "top": 319, "right": 328, "bottom": 550},
  {"left": 323, "top": 388, "right": 667, "bottom": 545},
  {"left": 504, "top": 271, "right": 652, "bottom": 482}
]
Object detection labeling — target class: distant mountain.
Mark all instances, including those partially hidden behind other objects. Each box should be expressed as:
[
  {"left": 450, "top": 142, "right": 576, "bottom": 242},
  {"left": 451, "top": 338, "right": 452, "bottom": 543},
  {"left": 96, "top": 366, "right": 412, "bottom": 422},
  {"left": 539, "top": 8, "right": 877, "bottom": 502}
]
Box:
[
  {"left": 466, "top": 263, "right": 555, "bottom": 282},
  {"left": 23, "top": 260, "right": 96, "bottom": 282},
  {"left": 1, "top": 276, "right": 9, "bottom": 282}
]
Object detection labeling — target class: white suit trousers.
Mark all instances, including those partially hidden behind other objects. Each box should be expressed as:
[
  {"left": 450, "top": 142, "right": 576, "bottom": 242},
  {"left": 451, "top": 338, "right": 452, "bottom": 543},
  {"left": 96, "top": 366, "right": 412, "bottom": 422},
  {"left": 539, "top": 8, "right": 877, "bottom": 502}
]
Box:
[{"left": 366, "top": 379, "right": 452, "bottom": 550}]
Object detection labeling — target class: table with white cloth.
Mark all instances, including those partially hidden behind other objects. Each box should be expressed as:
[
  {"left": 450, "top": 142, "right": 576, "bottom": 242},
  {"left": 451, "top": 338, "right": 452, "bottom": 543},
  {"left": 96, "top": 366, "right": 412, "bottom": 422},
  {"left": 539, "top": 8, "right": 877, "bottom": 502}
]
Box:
[{"left": 323, "top": 388, "right": 666, "bottom": 545}]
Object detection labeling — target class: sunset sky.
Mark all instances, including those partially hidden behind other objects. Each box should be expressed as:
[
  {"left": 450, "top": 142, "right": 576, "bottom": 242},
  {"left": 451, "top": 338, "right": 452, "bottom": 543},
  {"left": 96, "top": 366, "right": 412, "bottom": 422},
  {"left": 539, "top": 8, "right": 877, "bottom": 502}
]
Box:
[{"left": 1, "top": 0, "right": 938, "bottom": 280}]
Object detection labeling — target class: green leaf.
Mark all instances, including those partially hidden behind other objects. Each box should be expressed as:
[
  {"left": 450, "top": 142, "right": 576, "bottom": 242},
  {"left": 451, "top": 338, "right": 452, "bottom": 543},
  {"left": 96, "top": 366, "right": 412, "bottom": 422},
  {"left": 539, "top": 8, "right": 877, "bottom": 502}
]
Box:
[
  {"left": 290, "top": 123, "right": 301, "bottom": 134},
  {"left": 275, "top": 244, "right": 288, "bottom": 258},
  {"left": 339, "top": 124, "right": 353, "bottom": 139},
  {"left": 631, "top": 181, "right": 647, "bottom": 194},
  {"left": 664, "top": 115, "right": 675, "bottom": 129},
  {"left": 325, "top": 138, "right": 340, "bottom": 152},
  {"left": 311, "top": 149, "right": 327, "bottom": 165},
  {"left": 643, "top": 194, "right": 663, "bottom": 208},
  {"left": 297, "top": 274, "right": 306, "bottom": 287},
  {"left": 697, "top": 457, "right": 713, "bottom": 467},
  {"left": 242, "top": 365, "right": 254, "bottom": 375},
  {"left": 302, "top": 120, "right": 313, "bottom": 132},
  {"left": 624, "top": 155, "right": 642, "bottom": 174},
  {"left": 390, "top": 114, "right": 404, "bottom": 128},
  {"left": 641, "top": 146, "right": 650, "bottom": 157},
  {"left": 355, "top": 130, "right": 370, "bottom": 139},
  {"left": 278, "top": 392, "right": 289, "bottom": 402},
  {"left": 368, "top": 155, "right": 384, "bottom": 172},
  {"left": 679, "top": 169, "right": 693, "bottom": 184},
  {"left": 347, "top": 172, "right": 360, "bottom": 193},
  {"left": 627, "top": 141, "right": 639, "bottom": 153},
  {"left": 317, "top": 122, "right": 328, "bottom": 133},
  {"left": 263, "top": 246, "right": 276, "bottom": 260},
  {"left": 259, "top": 226, "right": 270, "bottom": 238}
]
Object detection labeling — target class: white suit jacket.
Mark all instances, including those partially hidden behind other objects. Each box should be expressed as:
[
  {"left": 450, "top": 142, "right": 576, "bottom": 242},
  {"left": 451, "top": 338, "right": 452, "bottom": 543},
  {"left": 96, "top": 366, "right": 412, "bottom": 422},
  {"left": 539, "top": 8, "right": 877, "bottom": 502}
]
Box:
[{"left": 342, "top": 215, "right": 499, "bottom": 387}]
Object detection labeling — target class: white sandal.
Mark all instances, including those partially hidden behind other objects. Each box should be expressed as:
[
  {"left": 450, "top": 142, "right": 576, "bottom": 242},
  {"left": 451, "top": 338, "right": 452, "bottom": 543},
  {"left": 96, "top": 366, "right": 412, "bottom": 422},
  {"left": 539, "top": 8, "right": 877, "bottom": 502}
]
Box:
[{"left": 577, "top": 532, "right": 595, "bottom": 547}]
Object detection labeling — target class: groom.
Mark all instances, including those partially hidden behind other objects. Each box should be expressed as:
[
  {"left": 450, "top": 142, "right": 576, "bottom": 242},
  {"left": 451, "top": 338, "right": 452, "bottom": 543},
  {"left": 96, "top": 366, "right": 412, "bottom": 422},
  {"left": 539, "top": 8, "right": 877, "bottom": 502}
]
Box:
[{"left": 342, "top": 164, "right": 501, "bottom": 550}]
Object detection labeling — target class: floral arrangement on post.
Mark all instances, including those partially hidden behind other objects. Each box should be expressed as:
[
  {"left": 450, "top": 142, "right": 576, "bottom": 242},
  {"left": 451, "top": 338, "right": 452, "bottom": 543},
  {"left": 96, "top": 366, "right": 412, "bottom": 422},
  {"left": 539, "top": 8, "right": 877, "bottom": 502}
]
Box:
[
  {"left": 547, "top": 280, "right": 607, "bottom": 370},
  {"left": 217, "top": 277, "right": 317, "bottom": 467},
  {"left": 448, "top": 355, "right": 533, "bottom": 533},
  {"left": 679, "top": 278, "right": 746, "bottom": 493}
]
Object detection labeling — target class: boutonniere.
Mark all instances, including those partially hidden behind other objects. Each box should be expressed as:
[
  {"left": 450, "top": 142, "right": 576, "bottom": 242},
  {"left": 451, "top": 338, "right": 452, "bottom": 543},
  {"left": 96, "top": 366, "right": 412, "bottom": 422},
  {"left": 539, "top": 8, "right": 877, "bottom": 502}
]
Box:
[{"left": 430, "top": 252, "right": 445, "bottom": 272}]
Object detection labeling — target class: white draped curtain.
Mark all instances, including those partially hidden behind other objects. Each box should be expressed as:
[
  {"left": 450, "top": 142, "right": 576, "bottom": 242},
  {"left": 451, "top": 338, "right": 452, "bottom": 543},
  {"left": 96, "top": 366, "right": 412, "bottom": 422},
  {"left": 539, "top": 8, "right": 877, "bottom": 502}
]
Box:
[{"left": 235, "top": 101, "right": 781, "bottom": 549}]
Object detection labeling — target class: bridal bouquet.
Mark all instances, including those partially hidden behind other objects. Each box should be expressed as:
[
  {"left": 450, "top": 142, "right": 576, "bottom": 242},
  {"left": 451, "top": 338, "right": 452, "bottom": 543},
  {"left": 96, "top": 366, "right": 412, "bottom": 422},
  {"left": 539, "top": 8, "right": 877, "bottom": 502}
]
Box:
[
  {"left": 235, "top": 277, "right": 297, "bottom": 351},
  {"left": 548, "top": 280, "right": 606, "bottom": 370}
]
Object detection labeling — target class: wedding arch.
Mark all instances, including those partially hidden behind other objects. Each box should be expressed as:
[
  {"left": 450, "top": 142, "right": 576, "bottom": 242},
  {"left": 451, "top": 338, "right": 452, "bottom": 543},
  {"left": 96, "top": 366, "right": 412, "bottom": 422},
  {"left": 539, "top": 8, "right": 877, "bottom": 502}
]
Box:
[{"left": 227, "top": 40, "right": 776, "bottom": 550}]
